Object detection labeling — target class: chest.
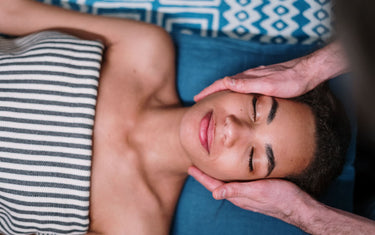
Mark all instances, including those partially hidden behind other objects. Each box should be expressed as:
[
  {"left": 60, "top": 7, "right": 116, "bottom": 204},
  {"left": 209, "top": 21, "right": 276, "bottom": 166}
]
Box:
[
  {"left": 89, "top": 137, "right": 173, "bottom": 233},
  {"left": 89, "top": 99, "right": 178, "bottom": 233},
  {"left": 87, "top": 68, "right": 180, "bottom": 233}
]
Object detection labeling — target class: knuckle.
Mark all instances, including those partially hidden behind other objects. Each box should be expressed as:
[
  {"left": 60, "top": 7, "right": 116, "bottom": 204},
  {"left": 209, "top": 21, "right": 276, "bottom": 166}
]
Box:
[
  {"left": 224, "top": 185, "right": 235, "bottom": 197},
  {"left": 225, "top": 184, "right": 241, "bottom": 197},
  {"left": 223, "top": 76, "right": 232, "bottom": 83},
  {"left": 223, "top": 76, "right": 235, "bottom": 88}
]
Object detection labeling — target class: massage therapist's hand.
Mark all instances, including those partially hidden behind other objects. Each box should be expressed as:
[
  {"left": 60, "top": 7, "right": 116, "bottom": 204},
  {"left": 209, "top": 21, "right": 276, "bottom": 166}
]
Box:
[
  {"left": 195, "top": 57, "right": 314, "bottom": 100},
  {"left": 189, "top": 166, "right": 375, "bottom": 235},
  {"left": 187, "top": 166, "right": 309, "bottom": 223},
  {"left": 194, "top": 41, "right": 348, "bottom": 101}
]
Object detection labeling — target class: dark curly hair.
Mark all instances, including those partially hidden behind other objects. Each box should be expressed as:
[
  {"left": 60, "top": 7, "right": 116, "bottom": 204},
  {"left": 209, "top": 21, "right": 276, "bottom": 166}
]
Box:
[{"left": 285, "top": 82, "right": 351, "bottom": 198}]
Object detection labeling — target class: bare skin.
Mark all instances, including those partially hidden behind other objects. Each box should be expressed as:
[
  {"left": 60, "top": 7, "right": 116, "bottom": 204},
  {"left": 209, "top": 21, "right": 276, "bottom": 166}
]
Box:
[
  {"left": 0, "top": 1, "right": 187, "bottom": 233},
  {"left": 189, "top": 166, "right": 375, "bottom": 235},
  {"left": 194, "top": 41, "right": 349, "bottom": 101},
  {"left": 190, "top": 36, "right": 375, "bottom": 235},
  {"left": 0, "top": 1, "right": 321, "bottom": 234}
]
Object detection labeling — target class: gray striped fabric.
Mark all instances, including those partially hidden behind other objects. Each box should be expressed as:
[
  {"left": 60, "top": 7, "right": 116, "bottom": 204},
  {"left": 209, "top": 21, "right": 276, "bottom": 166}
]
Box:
[{"left": 0, "top": 31, "right": 103, "bottom": 234}]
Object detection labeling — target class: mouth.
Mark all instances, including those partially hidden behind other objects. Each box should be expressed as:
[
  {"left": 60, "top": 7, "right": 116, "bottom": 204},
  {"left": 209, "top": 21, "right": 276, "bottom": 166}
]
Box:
[{"left": 199, "top": 111, "right": 214, "bottom": 153}]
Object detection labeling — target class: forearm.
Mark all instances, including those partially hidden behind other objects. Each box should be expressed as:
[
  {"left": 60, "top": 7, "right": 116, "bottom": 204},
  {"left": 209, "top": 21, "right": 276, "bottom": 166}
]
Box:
[
  {"left": 0, "top": 0, "right": 152, "bottom": 46},
  {"left": 290, "top": 194, "right": 375, "bottom": 235}
]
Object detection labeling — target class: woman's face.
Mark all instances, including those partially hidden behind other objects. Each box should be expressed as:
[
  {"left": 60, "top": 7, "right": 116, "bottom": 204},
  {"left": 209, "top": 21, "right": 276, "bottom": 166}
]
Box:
[{"left": 180, "top": 91, "right": 316, "bottom": 181}]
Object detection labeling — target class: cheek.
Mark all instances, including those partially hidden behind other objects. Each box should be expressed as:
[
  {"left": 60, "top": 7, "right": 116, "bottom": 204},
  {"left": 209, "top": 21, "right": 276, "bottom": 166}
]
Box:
[{"left": 194, "top": 152, "right": 246, "bottom": 181}]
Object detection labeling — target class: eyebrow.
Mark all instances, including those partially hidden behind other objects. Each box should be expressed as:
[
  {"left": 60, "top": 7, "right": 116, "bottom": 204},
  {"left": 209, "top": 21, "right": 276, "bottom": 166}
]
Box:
[
  {"left": 267, "top": 98, "right": 278, "bottom": 124},
  {"left": 265, "top": 144, "right": 275, "bottom": 177}
]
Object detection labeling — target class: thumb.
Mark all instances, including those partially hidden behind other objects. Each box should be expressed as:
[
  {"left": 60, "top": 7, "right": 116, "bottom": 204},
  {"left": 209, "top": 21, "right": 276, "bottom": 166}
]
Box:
[{"left": 194, "top": 77, "right": 231, "bottom": 102}]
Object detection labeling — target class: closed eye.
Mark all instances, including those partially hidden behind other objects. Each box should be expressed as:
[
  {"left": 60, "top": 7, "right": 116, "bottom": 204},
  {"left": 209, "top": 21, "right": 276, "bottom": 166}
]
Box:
[
  {"left": 252, "top": 96, "right": 258, "bottom": 121},
  {"left": 249, "top": 147, "right": 254, "bottom": 172}
]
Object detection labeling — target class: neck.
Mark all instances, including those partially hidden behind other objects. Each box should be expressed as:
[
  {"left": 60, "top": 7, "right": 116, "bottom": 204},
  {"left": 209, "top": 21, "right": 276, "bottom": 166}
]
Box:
[{"left": 132, "top": 105, "right": 192, "bottom": 181}]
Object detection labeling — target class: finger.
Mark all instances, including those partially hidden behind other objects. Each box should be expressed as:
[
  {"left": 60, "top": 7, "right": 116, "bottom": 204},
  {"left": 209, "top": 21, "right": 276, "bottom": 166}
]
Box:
[
  {"left": 188, "top": 166, "right": 224, "bottom": 192},
  {"left": 193, "top": 78, "right": 229, "bottom": 102},
  {"left": 213, "top": 181, "right": 263, "bottom": 200},
  {"left": 225, "top": 77, "right": 275, "bottom": 96}
]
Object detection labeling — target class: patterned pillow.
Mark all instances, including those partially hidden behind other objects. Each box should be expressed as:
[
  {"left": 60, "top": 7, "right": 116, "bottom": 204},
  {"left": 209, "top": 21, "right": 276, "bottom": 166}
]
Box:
[{"left": 39, "top": 0, "right": 333, "bottom": 45}]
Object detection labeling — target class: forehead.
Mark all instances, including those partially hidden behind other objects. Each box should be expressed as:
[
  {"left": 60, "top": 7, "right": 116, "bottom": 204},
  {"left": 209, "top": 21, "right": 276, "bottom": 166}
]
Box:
[{"left": 268, "top": 98, "right": 316, "bottom": 177}]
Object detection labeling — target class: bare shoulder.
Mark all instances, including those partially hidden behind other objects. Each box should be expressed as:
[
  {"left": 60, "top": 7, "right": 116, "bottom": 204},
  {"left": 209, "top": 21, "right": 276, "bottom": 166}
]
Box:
[
  {"left": 103, "top": 23, "right": 178, "bottom": 106},
  {"left": 129, "top": 25, "right": 176, "bottom": 94}
]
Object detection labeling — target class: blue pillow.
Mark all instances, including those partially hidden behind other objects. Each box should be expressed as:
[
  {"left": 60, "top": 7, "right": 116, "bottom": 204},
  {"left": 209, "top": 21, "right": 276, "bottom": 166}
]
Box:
[{"left": 171, "top": 32, "right": 356, "bottom": 235}]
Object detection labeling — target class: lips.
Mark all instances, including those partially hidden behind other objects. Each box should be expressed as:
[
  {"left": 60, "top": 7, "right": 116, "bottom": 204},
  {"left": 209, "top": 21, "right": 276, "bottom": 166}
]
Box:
[{"left": 199, "top": 111, "right": 214, "bottom": 153}]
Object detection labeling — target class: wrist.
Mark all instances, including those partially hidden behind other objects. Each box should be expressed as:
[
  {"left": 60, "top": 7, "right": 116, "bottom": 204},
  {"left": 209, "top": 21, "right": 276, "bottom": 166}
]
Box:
[
  {"left": 286, "top": 192, "right": 328, "bottom": 234},
  {"left": 285, "top": 193, "right": 375, "bottom": 235},
  {"left": 309, "top": 42, "right": 349, "bottom": 84}
]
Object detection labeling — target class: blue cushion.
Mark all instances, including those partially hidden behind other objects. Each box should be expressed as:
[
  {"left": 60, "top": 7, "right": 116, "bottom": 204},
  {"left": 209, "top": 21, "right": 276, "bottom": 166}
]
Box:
[{"left": 171, "top": 32, "right": 356, "bottom": 235}]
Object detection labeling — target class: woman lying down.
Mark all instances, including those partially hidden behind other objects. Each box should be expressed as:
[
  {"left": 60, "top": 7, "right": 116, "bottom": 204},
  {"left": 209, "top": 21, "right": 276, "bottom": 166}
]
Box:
[{"left": 0, "top": 1, "right": 350, "bottom": 234}]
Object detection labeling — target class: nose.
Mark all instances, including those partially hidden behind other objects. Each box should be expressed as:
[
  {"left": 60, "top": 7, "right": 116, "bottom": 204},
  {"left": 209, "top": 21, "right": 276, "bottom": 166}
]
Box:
[{"left": 223, "top": 115, "right": 251, "bottom": 147}]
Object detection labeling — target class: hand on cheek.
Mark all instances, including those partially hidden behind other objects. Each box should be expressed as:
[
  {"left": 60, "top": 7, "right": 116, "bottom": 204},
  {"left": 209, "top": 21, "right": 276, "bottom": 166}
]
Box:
[{"left": 188, "top": 166, "right": 312, "bottom": 223}]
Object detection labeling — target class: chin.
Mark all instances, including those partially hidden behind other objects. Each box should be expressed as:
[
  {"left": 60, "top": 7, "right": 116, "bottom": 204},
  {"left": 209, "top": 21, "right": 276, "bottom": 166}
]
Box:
[{"left": 179, "top": 109, "right": 202, "bottom": 157}]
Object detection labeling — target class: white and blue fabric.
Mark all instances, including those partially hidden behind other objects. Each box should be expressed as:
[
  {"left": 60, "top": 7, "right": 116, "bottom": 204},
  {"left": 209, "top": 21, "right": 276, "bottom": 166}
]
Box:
[
  {"left": 0, "top": 1, "right": 353, "bottom": 235},
  {"left": 39, "top": 0, "right": 333, "bottom": 45},
  {"left": 0, "top": 31, "right": 103, "bottom": 235}
]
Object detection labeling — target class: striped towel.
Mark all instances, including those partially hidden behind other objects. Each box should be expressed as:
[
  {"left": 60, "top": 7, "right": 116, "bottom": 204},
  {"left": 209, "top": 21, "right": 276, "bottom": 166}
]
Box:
[{"left": 0, "top": 31, "right": 103, "bottom": 234}]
